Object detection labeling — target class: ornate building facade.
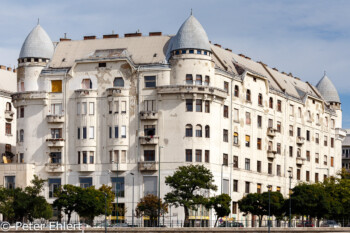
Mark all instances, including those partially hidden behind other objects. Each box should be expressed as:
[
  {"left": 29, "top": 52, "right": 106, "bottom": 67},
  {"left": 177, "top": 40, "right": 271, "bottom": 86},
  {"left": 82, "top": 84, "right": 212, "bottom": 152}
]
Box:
[{"left": 6, "top": 15, "right": 346, "bottom": 224}]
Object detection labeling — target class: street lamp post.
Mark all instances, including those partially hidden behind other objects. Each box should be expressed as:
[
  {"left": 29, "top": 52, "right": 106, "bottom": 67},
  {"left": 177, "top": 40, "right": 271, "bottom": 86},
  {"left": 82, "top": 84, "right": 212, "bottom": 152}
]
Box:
[
  {"left": 130, "top": 172, "right": 135, "bottom": 227},
  {"left": 104, "top": 193, "right": 108, "bottom": 233},
  {"left": 288, "top": 170, "right": 292, "bottom": 228},
  {"left": 267, "top": 185, "right": 272, "bottom": 233},
  {"left": 158, "top": 146, "right": 164, "bottom": 227}
]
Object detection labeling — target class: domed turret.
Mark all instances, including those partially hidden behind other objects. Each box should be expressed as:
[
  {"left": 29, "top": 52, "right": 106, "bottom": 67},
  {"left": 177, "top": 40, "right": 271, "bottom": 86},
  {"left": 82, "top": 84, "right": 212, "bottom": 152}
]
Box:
[
  {"left": 316, "top": 73, "right": 340, "bottom": 104},
  {"left": 19, "top": 24, "right": 54, "bottom": 59},
  {"left": 170, "top": 15, "right": 211, "bottom": 52}
]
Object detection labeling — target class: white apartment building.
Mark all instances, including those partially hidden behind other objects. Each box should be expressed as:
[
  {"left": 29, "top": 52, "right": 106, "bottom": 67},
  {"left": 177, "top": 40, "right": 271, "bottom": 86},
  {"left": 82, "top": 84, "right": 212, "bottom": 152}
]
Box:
[
  {"left": 0, "top": 66, "right": 17, "bottom": 189},
  {"left": 7, "top": 15, "right": 346, "bottom": 224}
]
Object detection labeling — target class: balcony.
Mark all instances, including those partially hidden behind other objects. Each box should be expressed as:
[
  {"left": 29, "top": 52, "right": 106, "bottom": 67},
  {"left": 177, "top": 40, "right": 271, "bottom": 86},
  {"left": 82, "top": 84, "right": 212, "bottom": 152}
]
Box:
[
  {"left": 267, "top": 128, "right": 276, "bottom": 137},
  {"left": 267, "top": 150, "right": 276, "bottom": 159},
  {"left": 296, "top": 157, "right": 305, "bottom": 166},
  {"left": 106, "top": 87, "right": 129, "bottom": 97},
  {"left": 4, "top": 110, "right": 14, "bottom": 121},
  {"left": 138, "top": 161, "right": 158, "bottom": 171},
  {"left": 140, "top": 111, "right": 158, "bottom": 120},
  {"left": 335, "top": 128, "right": 347, "bottom": 141},
  {"left": 296, "top": 136, "right": 305, "bottom": 145},
  {"left": 47, "top": 115, "right": 65, "bottom": 123},
  {"left": 109, "top": 163, "right": 128, "bottom": 171},
  {"left": 45, "top": 163, "right": 65, "bottom": 173},
  {"left": 46, "top": 139, "right": 64, "bottom": 147},
  {"left": 157, "top": 85, "right": 228, "bottom": 100},
  {"left": 139, "top": 136, "right": 159, "bottom": 145},
  {"left": 78, "top": 163, "right": 96, "bottom": 172}
]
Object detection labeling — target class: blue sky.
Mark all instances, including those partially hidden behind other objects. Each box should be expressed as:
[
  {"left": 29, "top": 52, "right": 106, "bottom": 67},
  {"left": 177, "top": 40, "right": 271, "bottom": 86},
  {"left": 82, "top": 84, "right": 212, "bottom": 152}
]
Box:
[{"left": 1, "top": 0, "right": 350, "bottom": 127}]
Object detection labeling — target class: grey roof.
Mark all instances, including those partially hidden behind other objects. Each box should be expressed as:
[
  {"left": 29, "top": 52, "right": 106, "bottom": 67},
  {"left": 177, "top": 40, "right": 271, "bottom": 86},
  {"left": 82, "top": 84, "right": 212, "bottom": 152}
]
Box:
[
  {"left": 169, "top": 15, "right": 211, "bottom": 52},
  {"left": 19, "top": 24, "right": 54, "bottom": 59},
  {"left": 316, "top": 74, "right": 340, "bottom": 103}
]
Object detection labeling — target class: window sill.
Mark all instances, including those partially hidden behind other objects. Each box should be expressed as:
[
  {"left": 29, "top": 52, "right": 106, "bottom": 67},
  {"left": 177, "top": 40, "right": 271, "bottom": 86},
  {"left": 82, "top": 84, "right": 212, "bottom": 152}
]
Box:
[
  {"left": 233, "top": 120, "right": 239, "bottom": 123},
  {"left": 5, "top": 134, "right": 12, "bottom": 136}
]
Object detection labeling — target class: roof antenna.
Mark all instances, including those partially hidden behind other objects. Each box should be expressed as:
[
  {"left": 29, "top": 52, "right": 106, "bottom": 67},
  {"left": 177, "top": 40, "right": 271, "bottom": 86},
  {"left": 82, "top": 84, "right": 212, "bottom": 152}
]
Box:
[
  {"left": 324, "top": 70, "right": 327, "bottom": 76},
  {"left": 191, "top": 8, "right": 193, "bottom": 15},
  {"left": 37, "top": 18, "right": 40, "bottom": 25}
]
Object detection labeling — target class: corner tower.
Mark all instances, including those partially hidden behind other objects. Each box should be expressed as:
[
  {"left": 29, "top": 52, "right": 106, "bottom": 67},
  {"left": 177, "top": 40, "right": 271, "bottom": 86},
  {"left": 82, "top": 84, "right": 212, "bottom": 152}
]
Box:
[{"left": 17, "top": 24, "right": 54, "bottom": 92}]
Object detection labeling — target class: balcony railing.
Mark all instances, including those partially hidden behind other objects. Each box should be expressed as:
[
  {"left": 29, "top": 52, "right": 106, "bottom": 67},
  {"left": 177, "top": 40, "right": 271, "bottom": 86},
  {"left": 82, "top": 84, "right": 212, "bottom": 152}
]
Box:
[
  {"left": 296, "top": 136, "right": 305, "bottom": 145},
  {"left": 267, "top": 128, "right": 276, "bottom": 137},
  {"left": 296, "top": 157, "right": 305, "bottom": 165},
  {"left": 78, "top": 163, "right": 95, "bottom": 172},
  {"left": 4, "top": 110, "right": 14, "bottom": 120},
  {"left": 45, "top": 163, "right": 64, "bottom": 173},
  {"left": 138, "top": 161, "right": 158, "bottom": 171},
  {"left": 267, "top": 150, "right": 277, "bottom": 159},
  {"left": 47, "top": 115, "right": 65, "bottom": 123},
  {"left": 139, "top": 136, "right": 159, "bottom": 145},
  {"left": 140, "top": 111, "right": 158, "bottom": 120},
  {"left": 46, "top": 138, "right": 64, "bottom": 147}
]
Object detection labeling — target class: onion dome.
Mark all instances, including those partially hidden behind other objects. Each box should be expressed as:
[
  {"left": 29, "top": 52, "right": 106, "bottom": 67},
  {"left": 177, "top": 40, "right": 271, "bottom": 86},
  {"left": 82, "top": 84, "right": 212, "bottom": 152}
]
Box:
[
  {"left": 316, "top": 73, "right": 340, "bottom": 103},
  {"left": 19, "top": 24, "right": 54, "bottom": 59},
  {"left": 170, "top": 15, "right": 211, "bottom": 52}
]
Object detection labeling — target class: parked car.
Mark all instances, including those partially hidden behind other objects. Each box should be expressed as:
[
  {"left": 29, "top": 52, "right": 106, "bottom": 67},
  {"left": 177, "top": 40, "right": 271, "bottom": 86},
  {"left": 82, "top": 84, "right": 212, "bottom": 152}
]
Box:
[
  {"left": 296, "top": 221, "right": 314, "bottom": 227},
  {"left": 219, "top": 222, "right": 244, "bottom": 227},
  {"left": 321, "top": 220, "right": 340, "bottom": 228}
]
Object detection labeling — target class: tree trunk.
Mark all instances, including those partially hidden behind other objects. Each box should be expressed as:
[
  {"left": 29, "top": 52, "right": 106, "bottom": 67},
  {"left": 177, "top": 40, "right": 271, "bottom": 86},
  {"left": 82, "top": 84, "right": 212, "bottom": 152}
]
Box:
[
  {"left": 67, "top": 212, "right": 72, "bottom": 224},
  {"left": 184, "top": 206, "right": 190, "bottom": 227},
  {"left": 214, "top": 216, "right": 219, "bottom": 227},
  {"left": 258, "top": 216, "right": 262, "bottom": 227}
]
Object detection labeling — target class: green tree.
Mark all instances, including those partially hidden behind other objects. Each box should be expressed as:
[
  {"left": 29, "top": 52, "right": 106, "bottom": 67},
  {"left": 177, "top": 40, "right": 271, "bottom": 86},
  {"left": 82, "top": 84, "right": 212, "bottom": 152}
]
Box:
[
  {"left": 0, "top": 188, "right": 15, "bottom": 221},
  {"left": 238, "top": 193, "right": 265, "bottom": 226},
  {"left": 75, "top": 186, "right": 113, "bottom": 225},
  {"left": 206, "top": 193, "right": 231, "bottom": 227},
  {"left": 261, "top": 191, "right": 285, "bottom": 220},
  {"left": 135, "top": 194, "right": 168, "bottom": 227},
  {"left": 53, "top": 185, "right": 81, "bottom": 223},
  {"left": 164, "top": 165, "right": 217, "bottom": 227}
]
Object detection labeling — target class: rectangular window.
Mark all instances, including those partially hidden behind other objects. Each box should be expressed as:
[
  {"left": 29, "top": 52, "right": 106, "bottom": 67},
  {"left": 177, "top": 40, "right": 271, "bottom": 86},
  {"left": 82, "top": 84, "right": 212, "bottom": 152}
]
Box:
[
  {"left": 315, "top": 173, "right": 319, "bottom": 182},
  {"left": 290, "top": 104, "right": 294, "bottom": 116},
  {"left": 5, "top": 176, "right": 15, "bottom": 189},
  {"left": 223, "top": 154, "right": 228, "bottom": 166},
  {"left": 331, "top": 138, "right": 334, "bottom": 148},
  {"left": 51, "top": 104, "right": 62, "bottom": 115},
  {"left": 224, "top": 81, "right": 229, "bottom": 92},
  {"left": 234, "top": 109, "right": 239, "bottom": 122},
  {"left": 306, "top": 171, "right": 310, "bottom": 181},
  {"left": 315, "top": 153, "right": 319, "bottom": 163},
  {"left": 48, "top": 178, "right": 61, "bottom": 198},
  {"left": 245, "top": 182, "right": 250, "bottom": 193},
  {"left": 233, "top": 132, "right": 238, "bottom": 145},
  {"left": 233, "top": 180, "right": 238, "bottom": 192},
  {"left": 268, "top": 163, "right": 272, "bottom": 174},
  {"left": 121, "top": 150, "right": 126, "bottom": 163},
  {"left": 245, "top": 112, "right": 251, "bottom": 125},
  {"left": 277, "top": 143, "right": 281, "bottom": 154},
  {"left": 257, "top": 138, "right": 262, "bottom": 150},
  {"left": 20, "top": 107, "right": 24, "bottom": 118},
  {"left": 144, "top": 100, "right": 156, "bottom": 112},
  {"left": 82, "top": 102, "right": 87, "bottom": 115},
  {"left": 277, "top": 100, "right": 282, "bottom": 112},
  {"left": 115, "top": 126, "right": 119, "bottom": 138},
  {"left": 277, "top": 121, "right": 281, "bottom": 133},
  {"left": 204, "top": 76, "right": 210, "bottom": 86},
  {"left": 121, "top": 101, "right": 126, "bottom": 113},
  {"left": 82, "top": 151, "right": 87, "bottom": 164},
  {"left": 257, "top": 115, "right": 262, "bottom": 128},
  {"left": 144, "top": 76, "right": 156, "bottom": 88},
  {"left": 268, "top": 119, "right": 273, "bottom": 128},
  {"left": 49, "top": 152, "right": 61, "bottom": 164},
  {"left": 89, "top": 102, "right": 94, "bottom": 115},
  {"left": 230, "top": 156, "right": 237, "bottom": 169},
  {"left": 297, "top": 169, "right": 301, "bottom": 180},
  {"left": 257, "top": 160, "right": 261, "bottom": 173},
  {"left": 277, "top": 187, "right": 281, "bottom": 193},
  {"left": 245, "top": 158, "right": 250, "bottom": 170},
  {"left": 51, "top": 80, "right": 62, "bottom": 93},
  {"left": 223, "top": 105, "right": 228, "bottom": 118},
  {"left": 245, "top": 135, "right": 250, "bottom": 147},
  {"left": 257, "top": 183, "right": 262, "bottom": 194},
  {"left": 78, "top": 151, "right": 81, "bottom": 164},
  {"left": 109, "top": 127, "right": 112, "bottom": 139},
  {"left": 89, "top": 151, "right": 94, "bottom": 164},
  {"left": 223, "top": 179, "right": 229, "bottom": 194},
  {"left": 205, "top": 100, "right": 210, "bottom": 113},
  {"left": 306, "top": 130, "right": 310, "bottom": 141},
  {"left": 82, "top": 127, "right": 87, "bottom": 139},
  {"left": 196, "top": 100, "right": 202, "bottom": 112},
  {"left": 186, "top": 74, "right": 193, "bottom": 85},
  {"left": 5, "top": 123, "right": 11, "bottom": 135},
  {"left": 223, "top": 129, "right": 228, "bottom": 142},
  {"left": 186, "top": 99, "right": 193, "bottom": 112},
  {"left": 297, "top": 127, "right": 301, "bottom": 137},
  {"left": 51, "top": 128, "right": 62, "bottom": 139},
  {"left": 306, "top": 151, "right": 310, "bottom": 161},
  {"left": 77, "top": 102, "right": 81, "bottom": 115},
  {"left": 19, "top": 153, "right": 24, "bottom": 163},
  {"left": 324, "top": 155, "right": 328, "bottom": 166},
  {"left": 289, "top": 125, "right": 293, "bottom": 136},
  {"left": 205, "top": 150, "right": 209, "bottom": 163},
  {"left": 143, "top": 176, "right": 157, "bottom": 196},
  {"left": 82, "top": 79, "right": 92, "bottom": 89},
  {"left": 195, "top": 150, "right": 202, "bottom": 162},
  {"left": 331, "top": 156, "right": 334, "bottom": 167},
  {"left": 277, "top": 165, "right": 281, "bottom": 176},
  {"left": 186, "top": 149, "right": 192, "bottom": 162},
  {"left": 324, "top": 136, "right": 328, "bottom": 146},
  {"left": 316, "top": 133, "right": 319, "bottom": 144},
  {"left": 80, "top": 177, "right": 92, "bottom": 188},
  {"left": 121, "top": 126, "right": 126, "bottom": 138},
  {"left": 144, "top": 125, "right": 156, "bottom": 136},
  {"left": 232, "top": 202, "right": 238, "bottom": 214},
  {"left": 196, "top": 75, "right": 202, "bottom": 85},
  {"left": 144, "top": 150, "right": 155, "bottom": 161},
  {"left": 111, "top": 177, "right": 125, "bottom": 197},
  {"left": 89, "top": 126, "right": 94, "bottom": 139}
]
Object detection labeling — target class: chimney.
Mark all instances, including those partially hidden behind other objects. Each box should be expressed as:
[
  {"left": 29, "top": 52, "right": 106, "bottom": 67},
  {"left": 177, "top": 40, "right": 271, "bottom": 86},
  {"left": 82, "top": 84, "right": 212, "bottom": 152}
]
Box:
[
  {"left": 225, "top": 48, "right": 232, "bottom": 52},
  {"left": 124, "top": 32, "right": 142, "bottom": 37},
  {"left": 0, "top": 65, "right": 5, "bottom": 70},
  {"left": 60, "top": 38, "right": 71, "bottom": 41},
  {"left": 149, "top": 32, "right": 162, "bottom": 36},
  {"left": 272, "top": 67, "right": 278, "bottom": 71},
  {"left": 281, "top": 71, "right": 287, "bottom": 75},
  {"left": 103, "top": 34, "right": 119, "bottom": 39},
  {"left": 245, "top": 56, "right": 251, "bottom": 60},
  {"left": 294, "top": 77, "right": 301, "bottom": 80},
  {"left": 84, "top": 35, "right": 96, "bottom": 40},
  {"left": 214, "top": 44, "right": 221, "bottom": 48},
  {"left": 288, "top": 72, "right": 293, "bottom": 77},
  {"left": 7, "top": 67, "right": 12, "bottom": 71},
  {"left": 238, "top": 54, "right": 245, "bottom": 58}
]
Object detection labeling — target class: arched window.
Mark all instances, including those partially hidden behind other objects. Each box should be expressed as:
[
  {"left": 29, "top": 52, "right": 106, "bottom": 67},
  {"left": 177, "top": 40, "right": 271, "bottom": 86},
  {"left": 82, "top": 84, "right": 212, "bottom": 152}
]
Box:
[
  {"left": 82, "top": 79, "right": 92, "bottom": 89},
  {"left": 234, "top": 85, "right": 239, "bottom": 97},
  {"left": 113, "top": 77, "right": 124, "bottom": 87},
  {"left": 195, "top": 125, "right": 202, "bottom": 137},
  {"left": 205, "top": 125, "right": 210, "bottom": 138},
  {"left": 20, "top": 130, "right": 24, "bottom": 142},
  {"left": 269, "top": 97, "right": 273, "bottom": 109},
  {"left": 246, "top": 89, "right": 251, "bottom": 102},
  {"left": 258, "top": 93, "right": 263, "bottom": 106},
  {"left": 6, "top": 102, "right": 11, "bottom": 111},
  {"left": 185, "top": 124, "right": 193, "bottom": 137}
]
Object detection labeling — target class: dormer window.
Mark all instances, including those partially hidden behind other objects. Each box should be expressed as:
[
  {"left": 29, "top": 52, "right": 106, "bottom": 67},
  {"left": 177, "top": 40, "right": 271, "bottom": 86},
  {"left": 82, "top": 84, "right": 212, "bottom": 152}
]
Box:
[
  {"left": 113, "top": 77, "right": 124, "bottom": 87},
  {"left": 197, "top": 50, "right": 201, "bottom": 54},
  {"left": 189, "top": 50, "right": 194, "bottom": 54},
  {"left": 204, "top": 51, "right": 208, "bottom": 55},
  {"left": 82, "top": 79, "right": 92, "bottom": 89},
  {"left": 181, "top": 50, "right": 186, "bottom": 54},
  {"left": 175, "top": 50, "right": 180, "bottom": 55}
]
